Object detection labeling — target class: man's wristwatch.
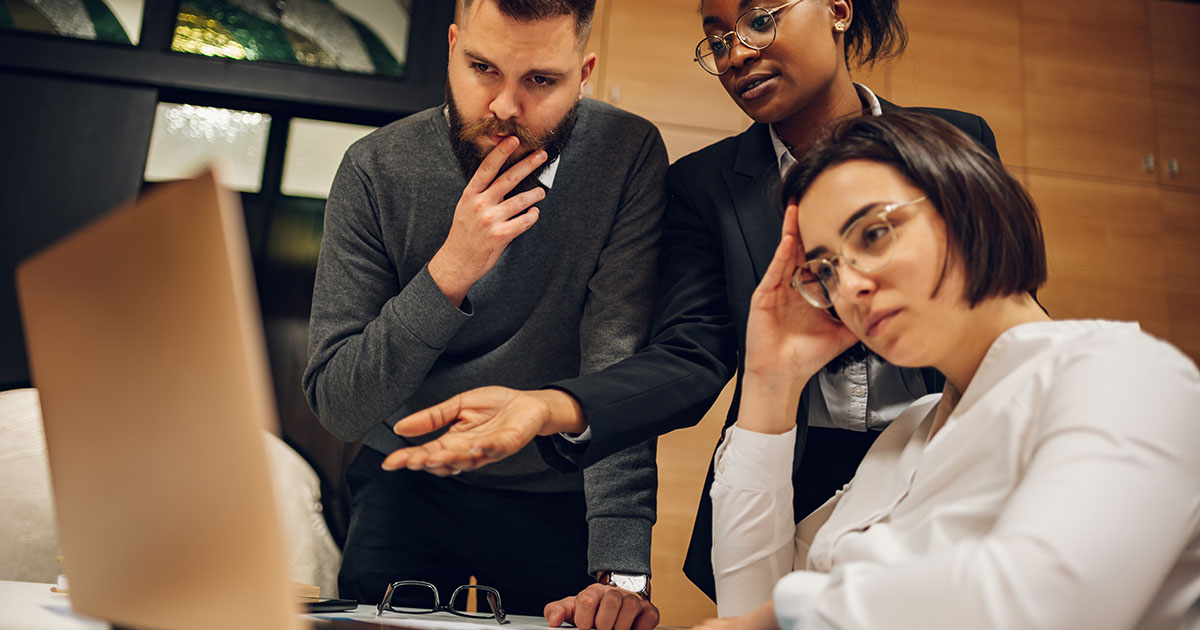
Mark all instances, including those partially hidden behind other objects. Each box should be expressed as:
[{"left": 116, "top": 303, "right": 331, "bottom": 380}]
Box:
[{"left": 596, "top": 571, "right": 651, "bottom": 600}]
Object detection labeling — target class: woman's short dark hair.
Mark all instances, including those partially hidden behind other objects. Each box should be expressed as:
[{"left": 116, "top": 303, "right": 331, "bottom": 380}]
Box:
[
  {"left": 845, "top": 0, "right": 907, "bottom": 68},
  {"left": 781, "top": 111, "right": 1047, "bottom": 307}
]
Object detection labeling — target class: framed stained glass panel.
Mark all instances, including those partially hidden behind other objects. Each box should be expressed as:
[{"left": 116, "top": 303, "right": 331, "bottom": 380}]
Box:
[
  {"left": 280, "top": 118, "right": 376, "bottom": 199},
  {"left": 143, "top": 102, "right": 271, "bottom": 193},
  {"left": 171, "top": 0, "right": 410, "bottom": 78},
  {"left": 0, "top": 0, "right": 143, "bottom": 45}
]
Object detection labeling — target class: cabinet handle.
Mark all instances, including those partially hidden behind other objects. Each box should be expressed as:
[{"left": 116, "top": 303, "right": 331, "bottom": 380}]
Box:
[
  {"left": 1168, "top": 158, "right": 1179, "bottom": 178},
  {"left": 1144, "top": 154, "right": 1155, "bottom": 173}
]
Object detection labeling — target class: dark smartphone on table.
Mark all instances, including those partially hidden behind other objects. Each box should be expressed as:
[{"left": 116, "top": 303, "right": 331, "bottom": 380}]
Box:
[{"left": 306, "top": 598, "right": 358, "bottom": 613}]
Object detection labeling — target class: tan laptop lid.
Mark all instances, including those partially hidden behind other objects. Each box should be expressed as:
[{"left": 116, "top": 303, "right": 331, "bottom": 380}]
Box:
[{"left": 16, "top": 173, "right": 306, "bottom": 630}]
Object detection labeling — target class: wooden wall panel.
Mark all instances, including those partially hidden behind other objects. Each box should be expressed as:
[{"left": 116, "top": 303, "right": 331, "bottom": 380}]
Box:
[
  {"left": 889, "top": 0, "right": 1026, "bottom": 167},
  {"left": 583, "top": 0, "right": 610, "bottom": 100},
  {"left": 1022, "top": 0, "right": 1157, "bottom": 183},
  {"left": 1029, "top": 174, "right": 1170, "bottom": 339},
  {"left": 1009, "top": 166, "right": 1029, "bottom": 189},
  {"left": 651, "top": 379, "right": 731, "bottom": 627},
  {"left": 601, "top": 0, "right": 751, "bottom": 133},
  {"left": 659, "top": 124, "right": 737, "bottom": 162},
  {"left": 850, "top": 58, "right": 892, "bottom": 102}
]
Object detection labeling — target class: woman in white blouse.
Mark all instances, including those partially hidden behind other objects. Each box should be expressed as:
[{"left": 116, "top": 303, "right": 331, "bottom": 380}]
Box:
[{"left": 698, "top": 112, "right": 1200, "bottom": 630}]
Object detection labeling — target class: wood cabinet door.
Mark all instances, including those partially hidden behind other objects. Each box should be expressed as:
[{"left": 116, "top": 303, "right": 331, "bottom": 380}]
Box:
[
  {"left": 888, "top": 0, "right": 1026, "bottom": 167},
  {"left": 1022, "top": 0, "right": 1158, "bottom": 183},
  {"left": 599, "top": 0, "right": 751, "bottom": 134},
  {"left": 1150, "top": 0, "right": 1200, "bottom": 191},
  {"left": 1162, "top": 190, "right": 1200, "bottom": 364},
  {"left": 1029, "top": 174, "right": 1170, "bottom": 340},
  {"left": 651, "top": 380, "right": 732, "bottom": 627}
]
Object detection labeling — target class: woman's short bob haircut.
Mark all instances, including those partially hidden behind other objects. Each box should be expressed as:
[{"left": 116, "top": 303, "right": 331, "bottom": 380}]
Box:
[{"left": 781, "top": 111, "right": 1047, "bottom": 307}]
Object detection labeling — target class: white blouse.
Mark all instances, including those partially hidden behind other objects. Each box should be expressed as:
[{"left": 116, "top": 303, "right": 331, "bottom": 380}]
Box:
[{"left": 711, "top": 320, "right": 1200, "bottom": 630}]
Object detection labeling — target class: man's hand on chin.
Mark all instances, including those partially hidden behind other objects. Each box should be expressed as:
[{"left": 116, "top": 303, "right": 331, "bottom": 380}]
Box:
[
  {"left": 544, "top": 583, "right": 659, "bottom": 630},
  {"left": 381, "top": 387, "right": 587, "bottom": 475}
]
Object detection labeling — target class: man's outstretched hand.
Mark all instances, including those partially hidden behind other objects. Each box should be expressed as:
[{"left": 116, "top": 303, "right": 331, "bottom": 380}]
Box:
[
  {"left": 381, "top": 387, "right": 587, "bottom": 475},
  {"left": 545, "top": 584, "right": 659, "bottom": 630}
]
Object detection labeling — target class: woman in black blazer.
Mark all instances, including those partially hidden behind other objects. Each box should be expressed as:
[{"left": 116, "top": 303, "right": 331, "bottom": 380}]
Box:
[{"left": 387, "top": 0, "right": 998, "bottom": 620}]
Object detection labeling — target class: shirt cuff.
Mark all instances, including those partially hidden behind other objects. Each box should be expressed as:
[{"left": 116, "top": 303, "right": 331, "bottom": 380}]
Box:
[
  {"left": 713, "top": 425, "right": 796, "bottom": 491},
  {"left": 559, "top": 427, "right": 592, "bottom": 443},
  {"left": 773, "top": 571, "right": 832, "bottom": 630},
  {"left": 534, "top": 434, "right": 585, "bottom": 473}
]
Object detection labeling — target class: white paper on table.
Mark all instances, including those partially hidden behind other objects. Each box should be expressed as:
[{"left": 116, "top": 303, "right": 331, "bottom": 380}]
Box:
[{"left": 309, "top": 605, "right": 554, "bottom": 630}]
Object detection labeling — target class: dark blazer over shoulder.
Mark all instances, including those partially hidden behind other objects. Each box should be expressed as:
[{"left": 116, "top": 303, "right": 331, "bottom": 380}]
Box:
[{"left": 546, "top": 100, "right": 999, "bottom": 597}]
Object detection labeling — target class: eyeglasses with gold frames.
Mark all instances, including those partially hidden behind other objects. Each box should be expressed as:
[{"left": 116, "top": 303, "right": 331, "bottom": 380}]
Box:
[{"left": 694, "top": 0, "right": 805, "bottom": 75}]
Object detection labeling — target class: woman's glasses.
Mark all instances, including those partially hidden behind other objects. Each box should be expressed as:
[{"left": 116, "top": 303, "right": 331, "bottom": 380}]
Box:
[
  {"left": 376, "top": 580, "right": 508, "bottom": 624},
  {"left": 791, "top": 196, "right": 928, "bottom": 308},
  {"left": 694, "top": 0, "right": 805, "bottom": 75}
]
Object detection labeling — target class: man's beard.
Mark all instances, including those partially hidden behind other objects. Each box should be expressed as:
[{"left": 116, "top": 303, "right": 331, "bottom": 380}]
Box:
[{"left": 446, "top": 84, "right": 578, "bottom": 197}]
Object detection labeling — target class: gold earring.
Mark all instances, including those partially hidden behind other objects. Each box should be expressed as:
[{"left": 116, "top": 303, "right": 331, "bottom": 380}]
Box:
[{"left": 834, "top": 20, "right": 847, "bottom": 32}]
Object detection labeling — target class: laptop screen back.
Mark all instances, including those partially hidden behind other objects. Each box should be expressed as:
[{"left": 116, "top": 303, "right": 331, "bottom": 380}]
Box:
[{"left": 16, "top": 173, "right": 305, "bottom": 630}]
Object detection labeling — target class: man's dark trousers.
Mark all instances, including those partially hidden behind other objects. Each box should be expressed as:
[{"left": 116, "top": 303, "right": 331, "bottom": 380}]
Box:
[{"left": 338, "top": 448, "right": 592, "bottom": 616}]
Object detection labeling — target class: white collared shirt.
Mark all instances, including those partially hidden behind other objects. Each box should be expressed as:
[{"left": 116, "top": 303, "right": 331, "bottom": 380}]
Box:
[
  {"left": 711, "top": 320, "right": 1200, "bottom": 630},
  {"left": 538, "top": 155, "right": 560, "bottom": 189}
]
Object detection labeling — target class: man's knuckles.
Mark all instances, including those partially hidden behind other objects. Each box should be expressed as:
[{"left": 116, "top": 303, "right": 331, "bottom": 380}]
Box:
[{"left": 576, "top": 587, "right": 605, "bottom": 607}]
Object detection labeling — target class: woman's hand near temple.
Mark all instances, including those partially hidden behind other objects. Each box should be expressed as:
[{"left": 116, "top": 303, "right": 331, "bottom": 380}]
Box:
[{"left": 737, "top": 202, "right": 856, "bottom": 435}]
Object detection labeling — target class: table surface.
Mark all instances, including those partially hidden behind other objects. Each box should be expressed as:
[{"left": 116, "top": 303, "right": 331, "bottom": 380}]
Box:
[
  {"left": 0, "top": 581, "right": 107, "bottom": 630},
  {"left": 0, "top": 581, "right": 560, "bottom": 630}
]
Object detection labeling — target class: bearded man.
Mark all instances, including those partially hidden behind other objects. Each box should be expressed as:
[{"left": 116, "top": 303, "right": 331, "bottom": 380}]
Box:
[{"left": 302, "top": 1, "right": 664, "bottom": 629}]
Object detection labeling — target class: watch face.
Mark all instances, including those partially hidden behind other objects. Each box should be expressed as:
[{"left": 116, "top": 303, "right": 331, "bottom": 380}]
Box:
[{"left": 611, "top": 573, "right": 648, "bottom": 594}]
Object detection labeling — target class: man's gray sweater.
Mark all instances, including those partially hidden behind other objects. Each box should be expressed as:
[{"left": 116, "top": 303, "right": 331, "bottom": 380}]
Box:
[{"left": 303, "top": 98, "right": 666, "bottom": 574}]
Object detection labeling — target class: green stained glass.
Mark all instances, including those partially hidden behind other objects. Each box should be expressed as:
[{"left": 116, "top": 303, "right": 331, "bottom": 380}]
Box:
[
  {"left": 283, "top": 25, "right": 337, "bottom": 69},
  {"left": 0, "top": 0, "right": 132, "bottom": 45},
  {"left": 345, "top": 13, "right": 403, "bottom": 77},
  {"left": 172, "top": 6, "right": 248, "bottom": 60},
  {"left": 81, "top": 0, "right": 129, "bottom": 44},
  {"left": 173, "top": 1, "right": 294, "bottom": 63},
  {"left": 170, "top": 0, "right": 407, "bottom": 78}
]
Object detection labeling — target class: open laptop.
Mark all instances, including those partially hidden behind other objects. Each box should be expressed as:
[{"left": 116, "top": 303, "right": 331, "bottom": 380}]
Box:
[{"left": 16, "top": 172, "right": 306, "bottom": 630}]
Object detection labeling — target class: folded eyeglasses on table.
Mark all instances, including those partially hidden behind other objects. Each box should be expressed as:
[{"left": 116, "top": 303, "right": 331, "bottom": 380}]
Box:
[{"left": 376, "top": 580, "right": 508, "bottom": 624}]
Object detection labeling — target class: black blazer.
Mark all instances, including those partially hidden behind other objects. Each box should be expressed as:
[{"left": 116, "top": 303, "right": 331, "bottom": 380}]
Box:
[{"left": 548, "top": 100, "right": 999, "bottom": 597}]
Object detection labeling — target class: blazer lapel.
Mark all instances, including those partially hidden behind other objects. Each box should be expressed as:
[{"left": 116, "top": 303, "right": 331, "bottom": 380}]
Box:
[{"left": 722, "top": 124, "right": 784, "bottom": 281}]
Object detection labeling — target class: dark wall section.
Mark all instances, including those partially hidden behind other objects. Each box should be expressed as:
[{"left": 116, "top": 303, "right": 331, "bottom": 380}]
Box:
[
  {"left": 0, "top": 2, "right": 454, "bottom": 541},
  {"left": 0, "top": 70, "right": 157, "bottom": 389}
]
